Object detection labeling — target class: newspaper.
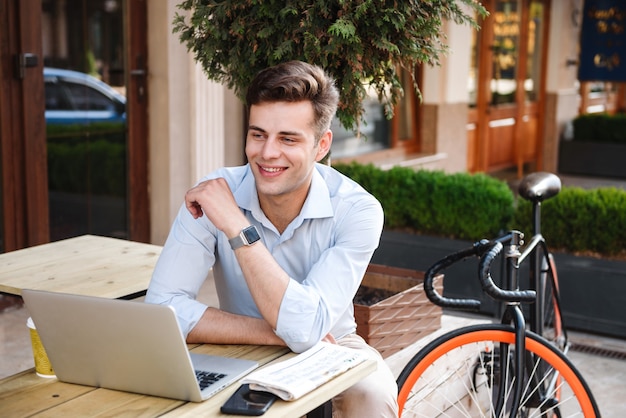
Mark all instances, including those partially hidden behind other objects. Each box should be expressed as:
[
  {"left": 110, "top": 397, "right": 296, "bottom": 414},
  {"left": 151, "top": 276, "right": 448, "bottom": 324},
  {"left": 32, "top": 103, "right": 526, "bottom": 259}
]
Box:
[{"left": 240, "top": 342, "right": 369, "bottom": 401}]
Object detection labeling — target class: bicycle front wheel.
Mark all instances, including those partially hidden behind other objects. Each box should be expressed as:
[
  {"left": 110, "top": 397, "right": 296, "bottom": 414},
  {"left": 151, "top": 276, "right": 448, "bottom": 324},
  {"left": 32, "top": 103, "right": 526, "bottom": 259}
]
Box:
[{"left": 397, "top": 324, "right": 599, "bottom": 417}]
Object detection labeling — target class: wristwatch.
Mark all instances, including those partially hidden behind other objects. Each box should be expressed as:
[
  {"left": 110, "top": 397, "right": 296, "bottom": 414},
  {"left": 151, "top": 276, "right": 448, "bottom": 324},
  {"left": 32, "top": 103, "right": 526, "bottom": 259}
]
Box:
[{"left": 228, "top": 225, "right": 261, "bottom": 250}]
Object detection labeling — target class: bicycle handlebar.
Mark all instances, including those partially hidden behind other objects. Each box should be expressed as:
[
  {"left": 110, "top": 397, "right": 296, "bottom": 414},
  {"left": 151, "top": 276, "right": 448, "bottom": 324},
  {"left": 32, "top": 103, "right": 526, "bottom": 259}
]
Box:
[
  {"left": 424, "top": 240, "right": 492, "bottom": 311},
  {"left": 478, "top": 242, "right": 536, "bottom": 303},
  {"left": 424, "top": 239, "right": 537, "bottom": 310}
]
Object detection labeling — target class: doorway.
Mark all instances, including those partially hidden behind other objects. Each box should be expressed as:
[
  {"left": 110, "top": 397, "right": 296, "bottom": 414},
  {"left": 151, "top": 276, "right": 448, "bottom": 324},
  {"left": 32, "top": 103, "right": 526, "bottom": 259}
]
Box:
[
  {"left": 43, "top": 0, "right": 149, "bottom": 242},
  {"left": 468, "top": 0, "right": 550, "bottom": 176},
  {"left": 0, "top": 0, "right": 149, "bottom": 252},
  {"left": 0, "top": 0, "right": 49, "bottom": 252}
]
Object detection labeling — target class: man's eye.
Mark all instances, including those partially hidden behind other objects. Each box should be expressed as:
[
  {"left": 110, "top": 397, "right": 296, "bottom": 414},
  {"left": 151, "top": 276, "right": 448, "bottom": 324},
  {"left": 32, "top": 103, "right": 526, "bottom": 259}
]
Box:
[{"left": 281, "top": 137, "right": 296, "bottom": 143}]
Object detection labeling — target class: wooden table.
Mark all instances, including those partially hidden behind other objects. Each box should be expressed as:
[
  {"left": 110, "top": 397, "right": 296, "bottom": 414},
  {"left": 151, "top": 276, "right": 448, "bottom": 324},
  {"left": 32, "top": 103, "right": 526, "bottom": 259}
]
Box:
[
  {"left": 0, "top": 235, "right": 377, "bottom": 416},
  {"left": 0, "top": 343, "right": 376, "bottom": 417},
  {"left": 0, "top": 235, "right": 162, "bottom": 299}
]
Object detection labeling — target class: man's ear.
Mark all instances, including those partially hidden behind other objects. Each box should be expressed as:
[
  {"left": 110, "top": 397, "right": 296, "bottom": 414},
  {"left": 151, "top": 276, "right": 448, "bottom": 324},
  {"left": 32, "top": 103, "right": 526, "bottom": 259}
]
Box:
[{"left": 315, "top": 130, "right": 332, "bottom": 163}]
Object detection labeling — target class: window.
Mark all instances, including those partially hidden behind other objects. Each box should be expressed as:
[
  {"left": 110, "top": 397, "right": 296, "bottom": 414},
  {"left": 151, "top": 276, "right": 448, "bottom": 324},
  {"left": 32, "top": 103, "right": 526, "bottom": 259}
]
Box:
[
  {"left": 491, "top": 0, "right": 521, "bottom": 105},
  {"left": 524, "top": 1, "right": 545, "bottom": 102},
  {"left": 64, "top": 82, "right": 116, "bottom": 111}
]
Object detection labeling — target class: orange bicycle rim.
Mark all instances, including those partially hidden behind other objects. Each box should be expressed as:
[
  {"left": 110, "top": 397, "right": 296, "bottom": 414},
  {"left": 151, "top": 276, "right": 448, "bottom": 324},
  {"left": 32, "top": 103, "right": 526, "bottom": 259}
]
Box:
[{"left": 398, "top": 329, "right": 596, "bottom": 417}]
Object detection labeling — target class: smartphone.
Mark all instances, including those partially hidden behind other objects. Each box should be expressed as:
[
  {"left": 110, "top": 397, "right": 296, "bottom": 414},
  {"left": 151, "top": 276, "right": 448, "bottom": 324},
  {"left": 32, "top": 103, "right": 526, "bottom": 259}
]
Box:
[{"left": 220, "top": 384, "right": 278, "bottom": 416}]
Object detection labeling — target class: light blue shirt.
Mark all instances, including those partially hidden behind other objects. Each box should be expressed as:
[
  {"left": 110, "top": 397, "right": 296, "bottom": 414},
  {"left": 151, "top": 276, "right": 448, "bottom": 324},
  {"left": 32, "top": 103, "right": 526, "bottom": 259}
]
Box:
[{"left": 145, "top": 163, "right": 384, "bottom": 352}]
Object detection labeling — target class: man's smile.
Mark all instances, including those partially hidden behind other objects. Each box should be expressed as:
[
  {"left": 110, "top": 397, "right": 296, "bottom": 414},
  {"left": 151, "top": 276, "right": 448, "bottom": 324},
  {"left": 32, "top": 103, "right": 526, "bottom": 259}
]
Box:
[{"left": 259, "top": 165, "right": 286, "bottom": 174}]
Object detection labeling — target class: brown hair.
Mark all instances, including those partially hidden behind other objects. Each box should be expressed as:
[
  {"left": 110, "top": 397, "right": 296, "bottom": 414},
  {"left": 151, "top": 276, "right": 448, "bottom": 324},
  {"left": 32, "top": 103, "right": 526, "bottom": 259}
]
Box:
[{"left": 246, "top": 61, "right": 339, "bottom": 141}]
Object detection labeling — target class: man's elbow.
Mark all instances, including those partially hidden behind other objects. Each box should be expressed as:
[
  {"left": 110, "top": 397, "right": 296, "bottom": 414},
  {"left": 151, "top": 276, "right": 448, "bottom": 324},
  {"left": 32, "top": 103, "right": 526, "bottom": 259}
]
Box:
[
  {"left": 274, "top": 328, "right": 322, "bottom": 353},
  {"left": 285, "top": 339, "right": 319, "bottom": 353}
]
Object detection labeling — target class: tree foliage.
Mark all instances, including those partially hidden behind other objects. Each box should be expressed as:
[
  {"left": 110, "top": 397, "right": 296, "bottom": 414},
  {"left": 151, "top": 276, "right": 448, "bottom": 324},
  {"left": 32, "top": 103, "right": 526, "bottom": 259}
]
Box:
[{"left": 173, "top": 0, "right": 487, "bottom": 131}]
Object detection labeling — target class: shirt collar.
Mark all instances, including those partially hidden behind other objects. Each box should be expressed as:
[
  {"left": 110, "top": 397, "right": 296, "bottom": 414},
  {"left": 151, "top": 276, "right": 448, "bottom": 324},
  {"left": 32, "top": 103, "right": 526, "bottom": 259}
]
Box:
[
  {"left": 233, "top": 165, "right": 334, "bottom": 221},
  {"left": 232, "top": 165, "right": 259, "bottom": 214},
  {"left": 301, "top": 166, "right": 334, "bottom": 219}
]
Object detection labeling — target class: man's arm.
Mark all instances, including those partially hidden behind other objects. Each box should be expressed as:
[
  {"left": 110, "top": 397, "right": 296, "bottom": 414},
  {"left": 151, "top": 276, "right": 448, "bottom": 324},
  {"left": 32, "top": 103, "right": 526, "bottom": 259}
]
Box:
[
  {"left": 182, "top": 172, "right": 382, "bottom": 352},
  {"left": 186, "top": 307, "right": 285, "bottom": 346},
  {"left": 185, "top": 177, "right": 290, "bottom": 329}
]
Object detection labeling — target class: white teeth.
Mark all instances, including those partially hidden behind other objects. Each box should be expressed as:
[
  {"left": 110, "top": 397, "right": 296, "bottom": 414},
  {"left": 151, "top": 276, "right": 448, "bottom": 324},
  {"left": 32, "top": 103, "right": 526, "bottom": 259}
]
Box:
[{"left": 263, "top": 167, "right": 282, "bottom": 172}]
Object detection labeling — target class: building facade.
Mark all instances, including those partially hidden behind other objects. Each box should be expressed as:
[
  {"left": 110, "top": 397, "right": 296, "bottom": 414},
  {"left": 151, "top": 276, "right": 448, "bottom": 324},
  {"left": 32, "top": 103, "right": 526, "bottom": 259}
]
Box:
[{"left": 0, "top": 0, "right": 623, "bottom": 251}]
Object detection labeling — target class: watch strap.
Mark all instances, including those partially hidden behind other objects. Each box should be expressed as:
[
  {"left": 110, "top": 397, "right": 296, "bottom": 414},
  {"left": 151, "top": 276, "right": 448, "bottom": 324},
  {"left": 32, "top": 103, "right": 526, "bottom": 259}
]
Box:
[{"left": 228, "top": 234, "right": 245, "bottom": 250}]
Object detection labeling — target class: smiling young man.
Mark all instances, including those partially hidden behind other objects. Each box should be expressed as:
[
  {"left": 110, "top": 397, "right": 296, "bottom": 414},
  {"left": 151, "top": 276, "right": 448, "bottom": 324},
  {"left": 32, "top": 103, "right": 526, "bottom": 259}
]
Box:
[{"left": 146, "top": 61, "right": 398, "bottom": 416}]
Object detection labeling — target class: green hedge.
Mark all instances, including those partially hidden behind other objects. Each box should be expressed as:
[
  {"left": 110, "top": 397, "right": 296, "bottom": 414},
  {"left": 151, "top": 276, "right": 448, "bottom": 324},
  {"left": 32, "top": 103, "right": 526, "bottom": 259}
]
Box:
[
  {"left": 573, "top": 113, "right": 626, "bottom": 144},
  {"left": 512, "top": 187, "right": 626, "bottom": 256},
  {"left": 333, "top": 162, "right": 514, "bottom": 240},
  {"left": 46, "top": 122, "right": 126, "bottom": 138},
  {"left": 334, "top": 162, "right": 626, "bottom": 257}
]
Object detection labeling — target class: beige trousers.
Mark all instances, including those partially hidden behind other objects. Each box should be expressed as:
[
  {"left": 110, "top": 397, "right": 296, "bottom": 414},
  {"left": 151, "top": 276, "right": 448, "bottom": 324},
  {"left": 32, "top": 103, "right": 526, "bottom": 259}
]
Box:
[{"left": 330, "top": 333, "right": 399, "bottom": 418}]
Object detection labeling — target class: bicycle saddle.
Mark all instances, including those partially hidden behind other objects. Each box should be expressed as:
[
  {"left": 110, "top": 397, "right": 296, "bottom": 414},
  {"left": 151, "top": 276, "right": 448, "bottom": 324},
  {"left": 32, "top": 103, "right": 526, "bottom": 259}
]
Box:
[{"left": 518, "top": 172, "right": 561, "bottom": 202}]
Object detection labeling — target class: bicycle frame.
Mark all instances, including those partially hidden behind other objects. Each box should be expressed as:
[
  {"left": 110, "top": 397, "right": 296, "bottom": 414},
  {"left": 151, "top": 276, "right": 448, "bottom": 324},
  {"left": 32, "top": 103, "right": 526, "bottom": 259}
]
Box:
[{"left": 486, "top": 196, "right": 567, "bottom": 348}]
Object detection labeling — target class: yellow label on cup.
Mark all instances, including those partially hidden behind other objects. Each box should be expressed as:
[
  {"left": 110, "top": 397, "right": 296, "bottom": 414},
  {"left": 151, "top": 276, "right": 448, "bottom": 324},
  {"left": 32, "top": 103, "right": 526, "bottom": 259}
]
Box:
[{"left": 27, "top": 317, "right": 55, "bottom": 378}]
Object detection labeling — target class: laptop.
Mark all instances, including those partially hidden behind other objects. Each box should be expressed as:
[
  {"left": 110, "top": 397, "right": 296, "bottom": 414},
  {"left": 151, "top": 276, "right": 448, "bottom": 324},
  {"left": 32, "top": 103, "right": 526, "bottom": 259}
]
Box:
[{"left": 21, "top": 289, "right": 259, "bottom": 402}]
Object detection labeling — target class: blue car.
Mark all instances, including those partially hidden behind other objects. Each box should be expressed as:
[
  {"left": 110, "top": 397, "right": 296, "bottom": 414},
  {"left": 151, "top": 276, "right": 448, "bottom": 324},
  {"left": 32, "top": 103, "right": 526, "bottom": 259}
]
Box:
[{"left": 44, "top": 67, "right": 126, "bottom": 126}]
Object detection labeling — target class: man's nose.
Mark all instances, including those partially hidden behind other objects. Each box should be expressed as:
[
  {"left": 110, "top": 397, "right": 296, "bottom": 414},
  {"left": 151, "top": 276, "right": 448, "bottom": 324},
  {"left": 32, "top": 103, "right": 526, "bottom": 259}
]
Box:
[{"left": 261, "top": 137, "right": 281, "bottom": 158}]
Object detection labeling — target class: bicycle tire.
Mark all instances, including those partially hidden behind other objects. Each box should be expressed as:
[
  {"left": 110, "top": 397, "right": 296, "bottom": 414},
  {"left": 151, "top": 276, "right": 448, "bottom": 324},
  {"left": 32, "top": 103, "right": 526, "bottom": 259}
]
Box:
[{"left": 397, "top": 324, "right": 599, "bottom": 417}]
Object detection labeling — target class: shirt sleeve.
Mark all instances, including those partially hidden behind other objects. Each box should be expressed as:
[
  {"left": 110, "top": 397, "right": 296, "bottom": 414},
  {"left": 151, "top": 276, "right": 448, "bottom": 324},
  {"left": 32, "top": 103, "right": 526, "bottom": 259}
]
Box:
[
  {"left": 145, "top": 204, "right": 217, "bottom": 336},
  {"left": 274, "top": 195, "right": 384, "bottom": 353}
]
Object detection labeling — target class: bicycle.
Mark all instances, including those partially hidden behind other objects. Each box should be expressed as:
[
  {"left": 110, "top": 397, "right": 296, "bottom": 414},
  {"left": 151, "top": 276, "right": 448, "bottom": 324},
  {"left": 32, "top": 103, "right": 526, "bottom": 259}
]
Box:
[{"left": 396, "top": 172, "right": 600, "bottom": 417}]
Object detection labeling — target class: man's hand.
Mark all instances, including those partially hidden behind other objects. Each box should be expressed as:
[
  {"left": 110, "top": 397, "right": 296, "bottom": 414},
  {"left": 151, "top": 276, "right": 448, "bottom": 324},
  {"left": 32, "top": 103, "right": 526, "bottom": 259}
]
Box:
[{"left": 185, "top": 178, "right": 247, "bottom": 236}]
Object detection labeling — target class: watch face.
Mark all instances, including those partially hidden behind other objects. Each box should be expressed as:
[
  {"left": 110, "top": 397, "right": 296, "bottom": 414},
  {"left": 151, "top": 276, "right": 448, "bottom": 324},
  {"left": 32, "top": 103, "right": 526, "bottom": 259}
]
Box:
[{"left": 243, "top": 226, "right": 260, "bottom": 243}]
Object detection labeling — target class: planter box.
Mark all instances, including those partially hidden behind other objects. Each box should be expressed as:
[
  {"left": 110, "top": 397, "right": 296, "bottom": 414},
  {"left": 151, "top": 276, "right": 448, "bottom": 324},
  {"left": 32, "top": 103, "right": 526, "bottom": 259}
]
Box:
[
  {"left": 552, "top": 252, "right": 626, "bottom": 339},
  {"left": 354, "top": 264, "right": 443, "bottom": 358},
  {"left": 371, "top": 230, "right": 502, "bottom": 316},
  {"left": 558, "top": 140, "right": 626, "bottom": 179}
]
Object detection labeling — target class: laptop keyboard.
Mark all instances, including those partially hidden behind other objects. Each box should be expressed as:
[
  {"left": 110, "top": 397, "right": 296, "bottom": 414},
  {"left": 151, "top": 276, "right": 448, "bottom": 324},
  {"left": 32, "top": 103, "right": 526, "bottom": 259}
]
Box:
[{"left": 195, "top": 370, "right": 227, "bottom": 390}]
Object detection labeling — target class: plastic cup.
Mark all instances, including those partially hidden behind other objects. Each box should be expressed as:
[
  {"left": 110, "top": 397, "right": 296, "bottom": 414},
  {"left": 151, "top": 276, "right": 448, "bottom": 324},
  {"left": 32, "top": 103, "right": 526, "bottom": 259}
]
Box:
[{"left": 27, "top": 317, "right": 55, "bottom": 378}]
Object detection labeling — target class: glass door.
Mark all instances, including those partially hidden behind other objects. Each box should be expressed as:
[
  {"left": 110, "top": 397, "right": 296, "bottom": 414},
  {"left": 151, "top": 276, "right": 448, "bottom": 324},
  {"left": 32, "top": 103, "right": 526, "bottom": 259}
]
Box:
[
  {"left": 2, "top": 0, "right": 148, "bottom": 251},
  {"left": 43, "top": 0, "right": 128, "bottom": 241}
]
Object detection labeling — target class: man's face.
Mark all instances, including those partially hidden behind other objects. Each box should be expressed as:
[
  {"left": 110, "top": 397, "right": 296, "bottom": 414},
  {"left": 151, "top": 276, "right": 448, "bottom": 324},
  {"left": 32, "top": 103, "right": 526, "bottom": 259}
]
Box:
[{"left": 245, "top": 101, "right": 331, "bottom": 203}]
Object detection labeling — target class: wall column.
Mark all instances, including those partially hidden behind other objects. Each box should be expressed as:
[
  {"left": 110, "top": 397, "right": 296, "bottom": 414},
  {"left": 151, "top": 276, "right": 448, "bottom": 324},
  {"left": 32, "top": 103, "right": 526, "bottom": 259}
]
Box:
[
  {"left": 542, "top": 0, "right": 584, "bottom": 172},
  {"left": 420, "top": 18, "right": 473, "bottom": 173},
  {"left": 190, "top": 63, "right": 225, "bottom": 183}
]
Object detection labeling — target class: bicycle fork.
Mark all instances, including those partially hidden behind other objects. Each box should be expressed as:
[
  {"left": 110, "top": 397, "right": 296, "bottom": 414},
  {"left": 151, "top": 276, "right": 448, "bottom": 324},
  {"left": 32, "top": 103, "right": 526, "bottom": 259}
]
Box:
[
  {"left": 495, "top": 232, "right": 526, "bottom": 417},
  {"left": 495, "top": 305, "right": 527, "bottom": 417}
]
